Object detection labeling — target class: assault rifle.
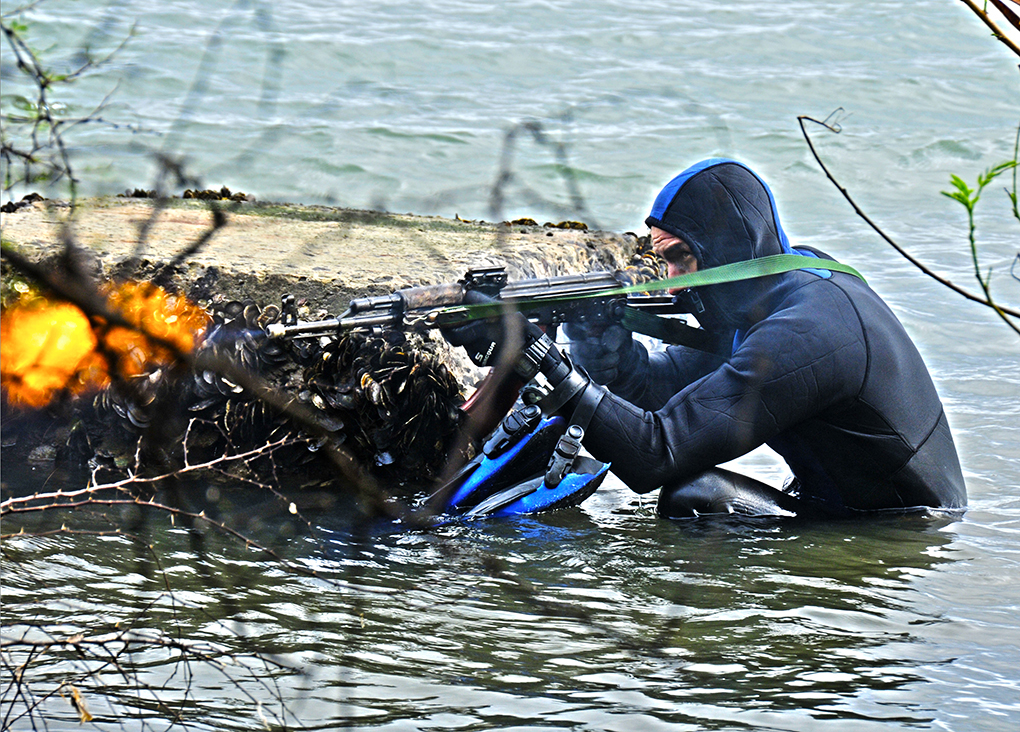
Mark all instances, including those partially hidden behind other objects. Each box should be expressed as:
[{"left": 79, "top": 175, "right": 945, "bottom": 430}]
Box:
[
  {"left": 266, "top": 265, "right": 716, "bottom": 350},
  {"left": 265, "top": 265, "right": 728, "bottom": 445}
]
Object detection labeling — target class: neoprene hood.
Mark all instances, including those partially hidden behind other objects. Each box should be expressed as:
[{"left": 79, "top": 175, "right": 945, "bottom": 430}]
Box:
[{"left": 645, "top": 159, "right": 794, "bottom": 331}]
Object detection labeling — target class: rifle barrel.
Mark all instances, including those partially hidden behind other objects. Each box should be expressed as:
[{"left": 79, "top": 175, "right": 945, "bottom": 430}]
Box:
[{"left": 499, "top": 271, "right": 621, "bottom": 301}]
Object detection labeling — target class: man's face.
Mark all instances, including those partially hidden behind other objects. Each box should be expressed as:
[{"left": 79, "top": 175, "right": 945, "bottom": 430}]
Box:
[{"left": 650, "top": 226, "right": 698, "bottom": 293}]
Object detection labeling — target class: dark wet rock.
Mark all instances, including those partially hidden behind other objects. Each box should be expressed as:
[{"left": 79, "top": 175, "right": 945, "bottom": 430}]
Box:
[
  {"left": 544, "top": 220, "right": 588, "bottom": 230},
  {"left": 1, "top": 192, "right": 46, "bottom": 213},
  {"left": 113, "top": 186, "right": 253, "bottom": 201},
  {"left": 182, "top": 186, "right": 250, "bottom": 201}
]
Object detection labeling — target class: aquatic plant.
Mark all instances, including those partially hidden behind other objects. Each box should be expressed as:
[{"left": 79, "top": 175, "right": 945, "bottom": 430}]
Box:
[{"left": 941, "top": 153, "right": 1019, "bottom": 335}]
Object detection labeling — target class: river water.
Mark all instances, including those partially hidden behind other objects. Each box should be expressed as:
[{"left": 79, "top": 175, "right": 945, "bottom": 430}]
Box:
[{"left": 2, "top": 0, "right": 1019, "bottom": 730}]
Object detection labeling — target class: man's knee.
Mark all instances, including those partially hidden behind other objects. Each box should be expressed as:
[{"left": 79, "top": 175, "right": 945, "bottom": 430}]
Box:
[{"left": 656, "top": 468, "right": 799, "bottom": 519}]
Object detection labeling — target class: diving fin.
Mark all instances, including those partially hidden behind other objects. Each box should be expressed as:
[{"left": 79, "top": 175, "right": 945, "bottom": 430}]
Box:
[
  {"left": 464, "top": 476, "right": 544, "bottom": 518},
  {"left": 460, "top": 426, "right": 610, "bottom": 519},
  {"left": 430, "top": 404, "right": 567, "bottom": 514}
]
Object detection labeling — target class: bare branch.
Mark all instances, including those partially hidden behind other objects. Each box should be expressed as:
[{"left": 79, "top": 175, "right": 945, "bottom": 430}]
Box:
[
  {"left": 958, "top": 0, "right": 1020, "bottom": 57},
  {"left": 798, "top": 114, "right": 1020, "bottom": 334}
]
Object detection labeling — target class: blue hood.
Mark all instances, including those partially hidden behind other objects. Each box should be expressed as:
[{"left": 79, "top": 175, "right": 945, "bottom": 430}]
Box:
[{"left": 645, "top": 159, "right": 796, "bottom": 331}]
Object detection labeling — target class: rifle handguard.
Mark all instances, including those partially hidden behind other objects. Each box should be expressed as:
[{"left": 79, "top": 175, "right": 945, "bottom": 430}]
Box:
[{"left": 393, "top": 283, "right": 466, "bottom": 311}]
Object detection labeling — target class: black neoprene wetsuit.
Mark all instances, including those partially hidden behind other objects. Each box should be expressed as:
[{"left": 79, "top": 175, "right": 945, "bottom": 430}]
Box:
[{"left": 576, "top": 159, "right": 967, "bottom": 516}]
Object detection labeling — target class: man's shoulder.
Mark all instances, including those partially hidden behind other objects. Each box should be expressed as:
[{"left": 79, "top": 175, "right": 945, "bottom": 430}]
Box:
[
  {"left": 791, "top": 245, "right": 834, "bottom": 260},
  {"left": 752, "top": 271, "right": 869, "bottom": 350},
  {"left": 774, "top": 266, "right": 862, "bottom": 316}
]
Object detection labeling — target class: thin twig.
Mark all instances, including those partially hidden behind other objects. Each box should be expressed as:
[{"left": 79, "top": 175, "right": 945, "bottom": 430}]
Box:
[
  {"left": 959, "top": 0, "right": 1020, "bottom": 57},
  {"left": 798, "top": 114, "right": 1020, "bottom": 331}
]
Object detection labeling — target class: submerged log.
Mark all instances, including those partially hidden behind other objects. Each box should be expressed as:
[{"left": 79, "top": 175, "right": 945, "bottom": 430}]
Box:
[{"left": 1, "top": 197, "right": 647, "bottom": 493}]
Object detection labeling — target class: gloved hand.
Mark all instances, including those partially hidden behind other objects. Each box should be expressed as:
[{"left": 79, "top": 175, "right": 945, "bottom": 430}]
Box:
[
  {"left": 562, "top": 321, "right": 633, "bottom": 385},
  {"left": 442, "top": 292, "right": 606, "bottom": 429},
  {"left": 441, "top": 290, "right": 551, "bottom": 375}
]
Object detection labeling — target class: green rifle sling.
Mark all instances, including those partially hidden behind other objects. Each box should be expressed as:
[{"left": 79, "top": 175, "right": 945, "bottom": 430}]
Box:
[
  {"left": 436, "top": 254, "right": 866, "bottom": 351},
  {"left": 617, "top": 254, "right": 866, "bottom": 348}
]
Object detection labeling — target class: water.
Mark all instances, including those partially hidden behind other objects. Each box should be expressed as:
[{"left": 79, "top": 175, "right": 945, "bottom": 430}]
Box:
[{"left": 2, "top": 0, "right": 1019, "bottom": 730}]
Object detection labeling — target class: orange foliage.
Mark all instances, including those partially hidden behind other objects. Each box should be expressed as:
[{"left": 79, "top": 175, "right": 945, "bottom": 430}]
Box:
[{"left": 1, "top": 280, "right": 210, "bottom": 409}]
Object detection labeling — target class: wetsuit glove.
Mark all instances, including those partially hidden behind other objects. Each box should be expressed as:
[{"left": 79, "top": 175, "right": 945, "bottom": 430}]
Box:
[
  {"left": 440, "top": 290, "right": 555, "bottom": 380},
  {"left": 562, "top": 321, "right": 633, "bottom": 385}
]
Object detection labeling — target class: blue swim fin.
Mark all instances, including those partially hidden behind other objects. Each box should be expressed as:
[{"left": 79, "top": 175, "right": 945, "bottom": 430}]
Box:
[
  {"left": 432, "top": 404, "right": 567, "bottom": 513},
  {"left": 457, "top": 425, "right": 610, "bottom": 519}
]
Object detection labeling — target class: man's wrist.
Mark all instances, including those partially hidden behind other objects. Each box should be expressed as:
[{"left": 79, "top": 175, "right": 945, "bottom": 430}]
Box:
[
  {"left": 514, "top": 330, "right": 555, "bottom": 381},
  {"left": 527, "top": 352, "right": 589, "bottom": 415}
]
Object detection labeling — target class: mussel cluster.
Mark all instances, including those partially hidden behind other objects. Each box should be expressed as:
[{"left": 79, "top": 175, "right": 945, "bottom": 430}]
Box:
[
  {"left": 89, "top": 298, "right": 297, "bottom": 475},
  {"left": 91, "top": 295, "right": 466, "bottom": 487},
  {"left": 298, "top": 328, "right": 464, "bottom": 477},
  {"left": 615, "top": 234, "right": 668, "bottom": 287},
  {"left": 182, "top": 299, "right": 294, "bottom": 451}
]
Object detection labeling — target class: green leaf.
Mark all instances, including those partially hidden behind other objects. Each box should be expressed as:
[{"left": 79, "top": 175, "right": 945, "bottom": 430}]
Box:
[
  {"left": 940, "top": 189, "right": 972, "bottom": 207},
  {"left": 977, "top": 161, "right": 1017, "bottom": 188},
  {"left": 948, "top": 174, "right": 973, "bottom": 197}
]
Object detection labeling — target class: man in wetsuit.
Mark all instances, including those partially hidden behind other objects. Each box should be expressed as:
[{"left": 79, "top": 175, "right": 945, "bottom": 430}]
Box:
[{"left": 445, "top": 159, "right": 967, "bottom": 519}]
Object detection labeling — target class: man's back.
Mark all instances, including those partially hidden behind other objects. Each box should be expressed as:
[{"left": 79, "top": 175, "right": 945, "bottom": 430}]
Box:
[{"left": 762, "top": 266, "right": 967, "bottom": 512}]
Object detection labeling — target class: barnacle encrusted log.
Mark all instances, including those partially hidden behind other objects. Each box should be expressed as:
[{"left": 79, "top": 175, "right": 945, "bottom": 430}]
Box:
[
  {"left": 1, "top": 197, "right": 655, "bottom": 491},
  {"left": 87, "top": 297, "right": 466, "bottom": 487}
]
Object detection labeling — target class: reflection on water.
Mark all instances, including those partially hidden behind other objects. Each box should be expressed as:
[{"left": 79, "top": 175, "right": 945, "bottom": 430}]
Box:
[{"left": 2, "top": 483, "right": 997, "bottom": 731}]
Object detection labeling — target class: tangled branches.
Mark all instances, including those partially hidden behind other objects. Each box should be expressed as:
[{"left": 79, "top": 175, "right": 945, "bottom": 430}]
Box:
[
  {"left": 2, "top": 601, "right": 301, "bottom": 729},
  {"left": 1, "top": 411, "right": 350, "bottom": 728},
  {"left": 0, "top": 4, "right": 646, "bottom": 728},
  {"left": 1, "top": 513, "right": 310, "bottom": 730},
  {"left": 0, "top": 12, "right": 133, "bottom": 202}
]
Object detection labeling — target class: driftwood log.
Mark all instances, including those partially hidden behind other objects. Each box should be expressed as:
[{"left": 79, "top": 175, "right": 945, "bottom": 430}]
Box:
[{"left": 1, "top": 197, "right": 646, "bottom": 495}]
